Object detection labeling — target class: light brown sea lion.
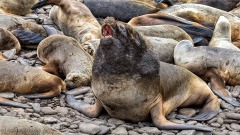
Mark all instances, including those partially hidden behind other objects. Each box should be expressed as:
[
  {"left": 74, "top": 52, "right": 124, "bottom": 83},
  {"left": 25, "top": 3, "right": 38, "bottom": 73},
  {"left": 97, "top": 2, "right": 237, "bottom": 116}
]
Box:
[
  {"left": 0, "top": 0, "right": 38, "bottom": 16},
  {"left": 161, "top": 3, "right": 240, "bottom": 47},
  {"left": 173, "top": 0, "right": 240, "bottom": 11},
  {"left": 128, "top": 12, "right": 213, "bottom": 46},
  {"left": 174, "top": 40, "right": 240, "bottom": 106},
  {"left": 0, "top": 59, "right": 66, "bottom": 108},
  {"left": 209, "top": 16, "right": 239, "bottom": 51},
  {"left": 0, "top": 116, "right": 62, "bottom": 135},
  {"left": 32, "top": 0, "right": 101, "bottom": 44},
  {"left": 37, "top": 35, "right": 93, "bottom": 89},
  {"left": 0, "top": 28, "right": 21, "bottom": 53},
  {"left": 66, "top": 17, "right": 220, "bottom": 131},
  {"left": 229, "top": 3, "right": 240, "bottom": 18}
]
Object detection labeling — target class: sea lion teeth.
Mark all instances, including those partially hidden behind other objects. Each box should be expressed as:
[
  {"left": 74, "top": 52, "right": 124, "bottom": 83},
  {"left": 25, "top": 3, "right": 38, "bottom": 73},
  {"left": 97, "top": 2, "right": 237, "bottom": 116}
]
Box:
[{"left": 174, "top": 40, "right": 240, "bottom": 106}]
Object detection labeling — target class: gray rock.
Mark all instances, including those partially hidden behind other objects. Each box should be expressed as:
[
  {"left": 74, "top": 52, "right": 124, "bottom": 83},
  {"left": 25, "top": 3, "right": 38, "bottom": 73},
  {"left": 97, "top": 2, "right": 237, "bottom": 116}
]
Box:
[
  {"left": 25, "top": 109, "right": 34, "bottom": 113},
  {"left": 140, "top": 127, "right": 161, "bottom": 134},
  {"left": 207, "top": 117, "right": 217, "bottom": 124},
  {"left": 220, "top": 101, "right": 234, "bottom": 110},
  {"left": 4, "top": 111, "right": 17, "bottom": 117},
  {"left": 3, "top": 49, "right": 16, "bottom": 59},
  {"left": 186, "top": 121, "right": 197, "bottom": 125},
  {"left": 228, "top": 131, "right": 240, "bottom": 135},
  {"left": 97, "top": 125, "right": 110, "bottom": 135},
  {"left": 169, "top": 118, "right": 185, "bottom": 124},
  {"left": 217, "top": 117, "right": 224, "bottom": 125},
  {"left": 32, "top": 103, "right": 41, "bottom": 113},
  {"left": 111, "top": 126, "right": 128, "bottom": 135},
  {"left": 230, "top": 123, "right": 240, "bottom": 131},
  {"left": 0, "top": 108, "right": 8, "bottom": 114},
  {"left": 22, "top": 51, "right": 37, "bottom": 58},
  {"left": 79, "top": 123, "right": 101, "bottom": 134},
  {"left": 44, "top": 117, "right": 58, "bottom": 124},
  {"left": 108, "top": 118, "right": 125, "bottom": 125},
  {"left": 223, "top": 119, "right": 238, "bottom": 124},
  {"left": 128, "top": 130, "right": 140, "bottom": 135},
  {"left": 69, "top": 124, "right": 79, "bottom": 129},
  {"left": 210, "top": 123, "right": 221, "bottom": 127},
  {"left": 18, "top": 58, "right": 29, "bottom": 65},
  {"left": 55, "top": 106, "right": 69, "bottom": 115},
  {"left": 40, "top": 107, "right": 57, "bottom": 115},
  {"left": 161, "top": 130, "right": 175, "bottom": 135},
  {"left": 177, "top": 130, "right": 196, "bottom": 135},
  {"left": 213, "top": 130, "right": 229, "bottom": 135},
  {"left": 195, "top": 131, "right": 212, "bottom": 135},
  {"left": 0, "top": 92, "right": 14, "bottom": 99},
  {"left": 225, "top": 113, "right": 240, "bottom": 120},
  {"left": 178, "top": 108, "right": 197, "bottom": 117}
]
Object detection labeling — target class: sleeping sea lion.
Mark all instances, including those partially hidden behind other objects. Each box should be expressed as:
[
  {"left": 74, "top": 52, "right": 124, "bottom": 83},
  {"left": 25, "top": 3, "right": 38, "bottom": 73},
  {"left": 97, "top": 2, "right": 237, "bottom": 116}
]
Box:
[
  {"left": 161, "top": 3, "right": 240, "bottom": 47},
  {"left": 209, "top": 16, "right": 239, "bottom": 51},
  {"left": 172, "top": 0, "right": 240, "bottom": 11},
  {"left": 174, "top": 40, "right": 240, "bottom": 106},
  {"left": 128, "top": 12, "right": 213, "bottom": 46},
  {"left": 32, "top": 0, "right": 101, "bottom": 44},
  {"left": 37, "top": 35, "right": 93, "bottom": 89},
  {"left": 0, "top": 0, "right": 38, "bottom": 16},
  {"left": 0, "top": 28, "right": 21, "bottom": 53},
  {"left": 0, "top": 59, "right": 66, "bottom": 108},
  {"left": 66, "top": 17, "right": 220, "bottom": 131}
]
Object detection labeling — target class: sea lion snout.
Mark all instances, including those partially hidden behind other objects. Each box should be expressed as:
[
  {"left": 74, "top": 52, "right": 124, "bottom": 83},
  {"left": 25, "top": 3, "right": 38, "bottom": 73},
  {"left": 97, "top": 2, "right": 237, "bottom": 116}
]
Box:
[{"left": 64, "top": 71, "right": 90, "bottom": 89}]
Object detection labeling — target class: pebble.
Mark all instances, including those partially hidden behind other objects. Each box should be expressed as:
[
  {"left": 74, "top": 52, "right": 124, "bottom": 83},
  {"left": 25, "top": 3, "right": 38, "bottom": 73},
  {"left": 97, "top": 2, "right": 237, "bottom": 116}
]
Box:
[
  {"left": 217, "top": 117, "right": 224, "bottom": 125},
  {"left": 128, "top": 130, "right": 140, "bottom": 135},
  {"left": 210, "top": 122, "right": 221, "bottom": 128},
  {"left": 4, "top": 111, "right": 18, "bottom": 117},
  {"left": 69, "top": 124, "right": 78, "bottom": 129},
  {"left": 0, "top": 108, "right": 8, "bottom": 114},
  {"left": 43, "top": 117, "right": 58, "bottom": 124},
  {"left": 31, "top": 103, "right": 41, "bottom": 113},
  {"left": 140, "top": 127, "right": 161, "bottom": 134},
  {"left": 111, "top": 126, "right": 128, "bottom": 135},
  {"left": 55, "top": 106, "right": 69, "bottom": 115},
  {"left": 169, "top": 118, "right": 185, "bottom": 124},
  {"left": 230, "top": 123, "right": 240, "bottom": 131},
  {"left": 177, "top": 130, "right": 196, "bottom": 135},
  {"left": 161, "top": 130, "right": 175, "bottom": 135},
  {"left": 225, "top": 113, "right": 240, "bottom": 120},
  {"left": 186, "top": 121, "right": 197, "bottom": 125},
  {"left": 40, "top": 107, "right": 57, "bottom": 115},
  {"left": 108, "top": 118, "right": 125, "bottom": 125},
  {"left": 0, "top": 92, "right": 14, "bottom": 99},
  {"left": 97, "top": 125, "right": 110, "bottom": 135},
  {"left": 178, "top": 108, "right": 197, "bottom": 117},
  {"left": 220, "top": 101, "right": 234, "bottom": 110},
  {"left": 79, "top": 123, "right": 101, "bottom": 134}
]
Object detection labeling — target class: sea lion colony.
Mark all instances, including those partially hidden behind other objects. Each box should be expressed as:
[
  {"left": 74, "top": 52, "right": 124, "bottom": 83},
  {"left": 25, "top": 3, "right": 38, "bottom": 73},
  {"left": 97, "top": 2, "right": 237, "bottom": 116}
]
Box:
[{"left": 0, "top": 0, "right": 240, "bottom": 134}]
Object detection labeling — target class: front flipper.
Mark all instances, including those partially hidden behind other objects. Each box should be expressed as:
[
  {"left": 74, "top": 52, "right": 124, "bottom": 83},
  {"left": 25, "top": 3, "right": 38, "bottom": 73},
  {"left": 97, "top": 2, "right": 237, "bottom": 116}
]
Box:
[
  {"left": 212, "top": 89, "right": 240, "bottom": 106},
  {"left": 151, "top": 98, "right": 212, "bottom": 131},
  {"left": 0, "top": 97, "right": 31, "bottom": 108},
  {"left": 20, "top": 89, "right": 61, "bottom": 99},
  {"left": 66, "top": 94, "right": 102, "bottom": 118},
  {"left": 12, "top": 30, "right": 46, "bottom": 45}
]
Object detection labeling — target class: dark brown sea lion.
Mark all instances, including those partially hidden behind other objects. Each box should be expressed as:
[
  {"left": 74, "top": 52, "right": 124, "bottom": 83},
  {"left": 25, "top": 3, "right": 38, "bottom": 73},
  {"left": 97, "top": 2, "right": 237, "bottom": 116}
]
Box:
[
  {"left": 32, "top": 0, "right": 101, "bottom": 44},
  {"left": 161, "top": 3, "right": 240, "bottom": 47},
  {"left": 0, "top": 59, "right": 66, "bottom": 108},
  {"left": 209, "top": 16, "right": 239, "bottom": 51},
  {"left": 0, "top": 0, "right": 38, "bottom": 15},
  {"left": 37, "top": 35, "right": 93, "bottom": 89},
  {"left": 173, "top": 0, "right": 240, "bottom": 11},
  {"left": 174, "top": 40, "right": 240, "bottom": 106},
  {"left": 0, "top": 28, "right": 21, "bottom": 53},
  {"left": 128, "top": 12, "right": 213, "bottom": 46},
  {"left": 66, "top": 17, "right": 220, "bottom": 131}
]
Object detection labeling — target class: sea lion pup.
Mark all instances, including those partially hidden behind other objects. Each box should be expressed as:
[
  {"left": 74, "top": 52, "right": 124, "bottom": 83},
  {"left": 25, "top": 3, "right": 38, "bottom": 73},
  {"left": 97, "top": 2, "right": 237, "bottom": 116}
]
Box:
[
  {"left": 172, "top": 0, "right": 239, "bottom": 11},
  {"left": 174, "top": 40, "right": 240, "bottom": 106},
  {"left": 161, "top": 3, "right": 240, "bottom": 46},
  {"left": 32, "top": 0, "right": 101, "bottom": 44},
  {"left": 209, "top": 16, "right": 239, "bottom": 51},
  {"left": 66, "top": 17, "right": 220, "bottom": 131},
  {"left": 0, "top": 0, "right": 38, "bottom": 16},
  {"left": 0, "top": 28, "right": 21, "bottom": 53},
  {"left": 128, "top": 12, "right": 213, "bottom": 46},
  {"left": 0, "top": 59, "right": 66, "bottom": 108},
  {"left": 0, "top": 116, "right": 62, "bottom": 135},
  {"left": 37, "top": 35, "right": 93, "bottom": 89}
]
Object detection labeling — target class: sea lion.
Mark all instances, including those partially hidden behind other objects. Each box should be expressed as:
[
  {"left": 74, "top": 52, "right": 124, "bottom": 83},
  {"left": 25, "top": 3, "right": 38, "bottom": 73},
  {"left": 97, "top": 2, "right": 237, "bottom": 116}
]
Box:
[
  {"left": 209, "top": 16, "right": 239, "bottom": 51},
  {"left": 32, "top": 0, "right": 101, "bottom": 44},
  {"left": 161, "top": 3, "right": 240, "bottom": 46},
  {"left": 37, "top": 35, "right": 93, "bottom": 89},
  {"left": 0, "top": 116, "right": 62, "bottom": 135},
  {"left": 0, "top": 28, "right": 21, "bottom": 53},
  {"left": 174, "top": 40, "right": 240, "bottom": 106},
  {"left": 0, "top": 60, "right": 66, "bottom": 108},
  {"left": 229, "top": 3, "right": 240, "bottom": 18},
  {"left": 128, "top": 12, "right": 213, "bottom": 46},
  {"left": 0, "top": 0, "right": 38, "bottom": 16},
  {"left": 66, "top": 17, "right": 220, "bottom": 131}
]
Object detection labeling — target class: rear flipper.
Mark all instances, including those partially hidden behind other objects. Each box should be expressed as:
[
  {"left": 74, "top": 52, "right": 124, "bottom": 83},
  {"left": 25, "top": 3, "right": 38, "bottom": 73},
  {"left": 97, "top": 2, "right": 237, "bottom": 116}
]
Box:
[
  {"left": 178, "top": 25, "right": 213, "bottom": 39},
  {"left": 11, "top": 30, "right": 46, "bottom": 45},
  {"left": 20, "top": 89, "right": 61, "bottom": 99},
  {"left": 0, "top": 97, "right": 31, "bottom": 108},
  {"left": 66, "top": 94, "right": 102, "bottom": 118},
  {"left": 151, "top": 98, "right": 213, "bottom": 131}
]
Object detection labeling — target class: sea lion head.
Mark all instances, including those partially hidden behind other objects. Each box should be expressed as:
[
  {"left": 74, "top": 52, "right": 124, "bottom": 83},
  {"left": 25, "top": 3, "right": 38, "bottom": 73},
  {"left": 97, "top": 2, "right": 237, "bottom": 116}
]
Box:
[
  {"left": 93, "top": 17, "right": 159, "bottom": 76},
  {"left": 64, "top": 70, "right": 90, "bottom": 89}
]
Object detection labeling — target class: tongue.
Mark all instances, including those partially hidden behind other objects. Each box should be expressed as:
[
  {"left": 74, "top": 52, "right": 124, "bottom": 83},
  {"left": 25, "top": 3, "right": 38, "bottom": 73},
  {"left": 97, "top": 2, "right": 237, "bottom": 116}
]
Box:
[{"left": 103, "top": 25, "right": 113, "bottom": 37}]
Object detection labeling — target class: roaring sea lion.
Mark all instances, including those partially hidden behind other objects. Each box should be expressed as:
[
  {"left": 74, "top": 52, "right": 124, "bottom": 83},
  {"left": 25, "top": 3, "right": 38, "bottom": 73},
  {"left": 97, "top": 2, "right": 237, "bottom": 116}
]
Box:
[
  {"left": 0, "top": 116, "right": 62, "bottom": 135},
  {"left": 161, "top": 3, "right": 240, "bottom": 46},
  {"left": 0, "top": 28, "right": 21, "bottom": 53},
  {"left": 37, "top": 35, "right": 93, "bottom": 89},
  {"left": 174, "top": 40, "right": 240, "bottom": 106},
  {"left": 66, "top": 17, "right": 220, "bottom": 131},
  {"left": 128, "top": 12, "right": 213, "bottom": 46},
  {"left": 172, "top": 0, "right": 240, "bottom": 11},
  {"left": 0, "top": 0, "right": 38, "bottom": 16},
  {"left": 0, "top": 60, "right": 66, "bottom": 108},
  {"left": 209, "top": 16, "right": 239, "bottom": 51},
  {"left": 32, "top": 0, "right": 101, "bottom": 44}
]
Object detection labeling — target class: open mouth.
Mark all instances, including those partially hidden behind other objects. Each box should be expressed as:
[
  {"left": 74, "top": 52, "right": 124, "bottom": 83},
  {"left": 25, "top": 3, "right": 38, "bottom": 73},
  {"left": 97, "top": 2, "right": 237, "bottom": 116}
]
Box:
[{"left": 102, "top": 24, "right": 113, "bottom": 38}]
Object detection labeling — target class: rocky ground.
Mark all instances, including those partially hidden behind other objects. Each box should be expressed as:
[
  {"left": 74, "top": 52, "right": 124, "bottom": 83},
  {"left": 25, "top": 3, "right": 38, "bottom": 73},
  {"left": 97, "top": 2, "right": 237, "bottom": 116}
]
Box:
[{"left": 0, "top": 3, "right": 240, "bottom": 135}]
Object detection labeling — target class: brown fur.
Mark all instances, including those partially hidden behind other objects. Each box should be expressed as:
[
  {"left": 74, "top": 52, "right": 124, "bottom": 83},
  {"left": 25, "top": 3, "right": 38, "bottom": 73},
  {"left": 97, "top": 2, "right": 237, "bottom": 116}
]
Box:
[
  {"left": 0, "top": 0, "right": 38, "bottom": 16},
  {"left": 0, "top": 28, "right": 21, "bottom": 53},
  {"left": 67, "top": 18, "right": 220, "bottom": 131},
  {"left": 37, "top": 35, "right": 93, "bottom": 89}
]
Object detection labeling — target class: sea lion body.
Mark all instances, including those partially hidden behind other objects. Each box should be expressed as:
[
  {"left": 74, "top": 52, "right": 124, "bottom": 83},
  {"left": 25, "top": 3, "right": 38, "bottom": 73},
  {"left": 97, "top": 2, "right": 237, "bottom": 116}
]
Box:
[
  {"left": 0, "top": 0, "right": 37, "bottom": 16},
  {"left": 37, "top": 35, "right": 93, "bottom": 89},
  {"left": 174, "top": 40, "right": 240, "bottom": 106},
  {"left": 0, "top": 28, "right": 21, "bottom": 53},
  {"left": 67, "top": 17, "right": 219, "bottom": 131}
]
